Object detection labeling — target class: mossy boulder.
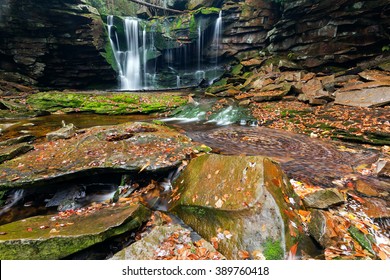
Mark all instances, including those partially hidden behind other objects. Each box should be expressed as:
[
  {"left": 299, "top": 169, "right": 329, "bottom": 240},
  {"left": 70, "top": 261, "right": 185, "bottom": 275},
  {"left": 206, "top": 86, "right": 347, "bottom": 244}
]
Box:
[
  {"left": 0, "top": 122, "right": 195, "bottom": 189},
  {"left": 0, "top": 203, "right": 151, "bottom": 259},
  {"left": 27, "top": 91, "right": 188, "bottom": 115},
  {"left": 170, "top": 154, "right": 305, "bottom": 259}
]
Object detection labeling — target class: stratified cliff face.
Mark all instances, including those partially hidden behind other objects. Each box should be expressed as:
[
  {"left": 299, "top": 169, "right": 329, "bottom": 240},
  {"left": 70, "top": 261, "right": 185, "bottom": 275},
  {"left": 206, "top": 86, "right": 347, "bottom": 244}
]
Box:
[
  {"left": 220, "top": 0, "right": 280, "bottom": 57},
  {"left": 0, "top": 0, "right": 116, "bottom": 88},
  {"left": 217, "top": 0, "right": 390, "bottom": 70},
  {"left": 266, "top": 0, "right": 390, "bottom": 69},
  {"left": 0, "top": 0, "right": 388, "bottom": 89}
]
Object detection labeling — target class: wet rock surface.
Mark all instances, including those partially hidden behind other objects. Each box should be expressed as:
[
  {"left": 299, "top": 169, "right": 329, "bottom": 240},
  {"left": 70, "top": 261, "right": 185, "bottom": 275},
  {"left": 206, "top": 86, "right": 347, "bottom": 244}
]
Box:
[
  {"left": 0, "top": 203, "right": 151, "bottom": 260},
  {"left": 170, "top": 154, "right": 306, "bottom": 259},
  {"left": 0, "top": 122, "right": 195, "bottom": 189}
]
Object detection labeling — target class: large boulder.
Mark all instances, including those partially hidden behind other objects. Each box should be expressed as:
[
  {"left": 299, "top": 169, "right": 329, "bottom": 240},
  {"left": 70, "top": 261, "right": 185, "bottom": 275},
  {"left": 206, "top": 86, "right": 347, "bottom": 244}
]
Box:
[
  {"left": 0, "top": 122, "right": 195, "bottom": 189},
  {"left": 170, "top": 154, "right": 307, "bottom": 260},
  {"left": 0, "top": 203, "right": 151, "bottom": 259}
]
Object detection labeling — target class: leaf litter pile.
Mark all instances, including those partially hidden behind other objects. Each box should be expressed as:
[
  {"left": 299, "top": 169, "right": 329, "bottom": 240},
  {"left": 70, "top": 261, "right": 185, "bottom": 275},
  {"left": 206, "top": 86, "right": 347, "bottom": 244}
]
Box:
[
  {"left": 290, "top": 179, "right": 390, "bottom": 260},
  {"left": 250, "top": 100, "right": 390, "bottom": 145}
]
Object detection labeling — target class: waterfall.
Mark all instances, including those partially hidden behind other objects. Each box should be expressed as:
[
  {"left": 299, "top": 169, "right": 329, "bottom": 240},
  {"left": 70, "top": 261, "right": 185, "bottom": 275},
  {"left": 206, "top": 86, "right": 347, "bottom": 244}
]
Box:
[
  {"left": 122, "top": 18, "right": 141, "bottom": 90},
  {"left": 107, "top": 16, "right": 144, "bottom": 90},
  {"left": 143, "top": 28, "right": 147, "bottom": 87},
  {"left": 107, "top": 16, "right": 124, "bottom": 78},
  {"left": 212, "top": 11, "right": 223, "bottom": 64},
  {"left": 107, "top": 13, "right": 225, "bottom": 90},
  {"left": 197, "top": 24, "right": 202, "bottom": 71}
]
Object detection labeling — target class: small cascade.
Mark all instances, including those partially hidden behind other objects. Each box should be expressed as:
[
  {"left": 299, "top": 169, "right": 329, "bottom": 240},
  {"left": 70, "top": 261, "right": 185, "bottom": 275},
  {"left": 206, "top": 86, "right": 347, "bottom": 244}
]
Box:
[
  {"left": 162, "top": 102, "right": 251, "bottom": 125},
  {"left": 212, "top": 11, "right": 223, "bottom": 64},
  {"left": 176, "top": 75, "right": 181, "bottom": 87},
  {"left": 0, "top": 190, "right": 24, "bottom": 216},
  {"left": 197, "top": 24, "right": 202, "bottom": 71}
]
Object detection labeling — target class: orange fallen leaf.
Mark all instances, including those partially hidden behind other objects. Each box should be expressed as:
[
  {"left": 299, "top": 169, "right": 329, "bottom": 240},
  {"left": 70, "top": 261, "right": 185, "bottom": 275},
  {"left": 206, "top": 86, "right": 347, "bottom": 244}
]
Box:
[
  {"left": 238, "top": 250, "right": 250, "bottom": 260},
  {"left": 378, "top": 250, "right": 388, "bottom": 260},
  {"left": 288, "top": 243, "right": 299, "bottom": 259}
]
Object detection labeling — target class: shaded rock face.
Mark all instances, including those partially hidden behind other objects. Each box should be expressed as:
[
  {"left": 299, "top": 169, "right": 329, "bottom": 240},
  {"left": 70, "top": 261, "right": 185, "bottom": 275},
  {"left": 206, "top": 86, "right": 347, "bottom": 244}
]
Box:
[
  {"left": 0, "top": 0, "right": 116, "bottom": 88},
  {"left": 171, "top": 154, "right": 306, "bottom": 260},
  {"left": 219, "top": 0, "right": 280, "bottom": 57},
  {"left": 267, "top": 0, "right": 390, "bottom": 69}
]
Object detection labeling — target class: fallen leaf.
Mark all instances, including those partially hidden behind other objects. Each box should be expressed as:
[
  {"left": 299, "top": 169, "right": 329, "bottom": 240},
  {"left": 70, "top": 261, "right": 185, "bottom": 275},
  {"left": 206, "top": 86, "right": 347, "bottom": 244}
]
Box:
[
  {"left": 378, "top": 250, "right": 388, "bottom": 260},
  {"left": 288, "top": 243, "right": 299, "bottom": 260},
  {"left": 238, "top": 250, "right": 250, "bottom": 260},
  {"left": 215, "top": 199, "right": 223, "bottom": 208},
  {"left": 139, "top": 160, "right": 151, "bottom": 173}
]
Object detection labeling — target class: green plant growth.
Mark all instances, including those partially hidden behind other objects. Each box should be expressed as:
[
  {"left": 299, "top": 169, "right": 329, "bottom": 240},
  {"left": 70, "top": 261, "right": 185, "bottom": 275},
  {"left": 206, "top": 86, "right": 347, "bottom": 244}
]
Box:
[{"left": 263, "top": 238, "right": 284, "bottom": 260}]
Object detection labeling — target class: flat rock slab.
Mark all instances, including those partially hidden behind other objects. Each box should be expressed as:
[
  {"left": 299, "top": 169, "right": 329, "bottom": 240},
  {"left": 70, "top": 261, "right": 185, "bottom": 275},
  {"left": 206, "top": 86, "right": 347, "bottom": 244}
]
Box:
[
  {"left": 303, "top": 188, "right": 344, "bottom": 209},
  {"left": 0, "top": 203, "right": 151, "bottom": 259},
  {"left": 335, "top": 86, "right": 390, "bottom": 107},
  {"left": 0, "top": 143, "right": 33, "bottom": 164},
  {"left": 0, "top": 122, "right": 195, "bottom": 189}
]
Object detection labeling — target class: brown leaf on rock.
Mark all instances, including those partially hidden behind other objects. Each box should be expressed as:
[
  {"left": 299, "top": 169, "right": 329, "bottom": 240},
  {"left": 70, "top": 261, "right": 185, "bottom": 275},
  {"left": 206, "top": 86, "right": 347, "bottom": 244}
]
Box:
[{"left": 238, "top": 250, "right": 250, "bottom": 260}]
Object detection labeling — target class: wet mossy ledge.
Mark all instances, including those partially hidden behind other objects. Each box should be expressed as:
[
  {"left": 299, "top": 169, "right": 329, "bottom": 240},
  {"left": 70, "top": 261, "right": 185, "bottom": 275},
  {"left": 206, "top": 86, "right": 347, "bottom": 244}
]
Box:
[{"left": 26, "top": 91, "right": 188, "bottom": 115}]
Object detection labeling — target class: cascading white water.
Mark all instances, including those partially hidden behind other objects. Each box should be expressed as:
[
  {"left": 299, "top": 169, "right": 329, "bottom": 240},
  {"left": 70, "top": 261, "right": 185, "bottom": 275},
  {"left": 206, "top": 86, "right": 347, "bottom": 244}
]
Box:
[
  {"left": 212, "top": 11, "right": 223, "bottom": 64},
  {"left": 143, "top": 28, "right": 147, "bottom": 87},
  {"left": 107, "top": 16, "right": 124, "bottom": 78},
  {"left": 122, "top": 18, "right": 141, "bottom": 90},
  {"left": 197, "top": 24, "right": 202, "bottom": 71},
  {"left": 107, "top": 13, "right": 224, "bottom": 90}
]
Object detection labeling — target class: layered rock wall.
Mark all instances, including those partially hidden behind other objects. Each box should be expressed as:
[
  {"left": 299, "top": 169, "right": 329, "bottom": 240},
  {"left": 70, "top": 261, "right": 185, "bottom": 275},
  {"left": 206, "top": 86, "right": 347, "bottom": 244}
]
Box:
[
  {"left": 264, "top": 0, "right": 390, "bottom": 69},
  {"left": 0, "top": 0, "right": 116, "bottom": 88}
]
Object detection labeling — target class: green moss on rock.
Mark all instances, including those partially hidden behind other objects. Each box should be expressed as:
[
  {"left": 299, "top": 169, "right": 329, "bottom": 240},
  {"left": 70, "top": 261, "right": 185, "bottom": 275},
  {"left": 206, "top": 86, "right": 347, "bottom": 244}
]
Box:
[
  {"left": 0, "top": 204, "right": 151, "bottom": 259},
  {"left": 263, "top": 238, "right": 284, "bottom": 260},
  {"left": 27, "top": 92, "right": 187, "bottom": 115}
]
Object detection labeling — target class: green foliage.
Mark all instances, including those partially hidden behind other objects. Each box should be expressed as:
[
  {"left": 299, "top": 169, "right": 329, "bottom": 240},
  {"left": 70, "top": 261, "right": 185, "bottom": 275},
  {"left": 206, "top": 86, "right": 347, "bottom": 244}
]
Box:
[
  {"left": 382, "top": 45, "right": 390, "bottom": 52},
  {"left": 348, "top": 226, "right": 376, "bottom": 255}
]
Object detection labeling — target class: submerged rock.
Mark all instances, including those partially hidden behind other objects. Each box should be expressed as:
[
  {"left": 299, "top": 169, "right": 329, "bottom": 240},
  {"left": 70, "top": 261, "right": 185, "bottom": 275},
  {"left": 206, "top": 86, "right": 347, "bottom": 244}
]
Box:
[
  {"left": 170, "top": 154, "right": 306, "bottom": 259},
  {"left": 0, "top": 122, "right": 195, "bottom": 189},
  {"left": 0, "top": 203, "right": 151, "bottom": 259}
]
